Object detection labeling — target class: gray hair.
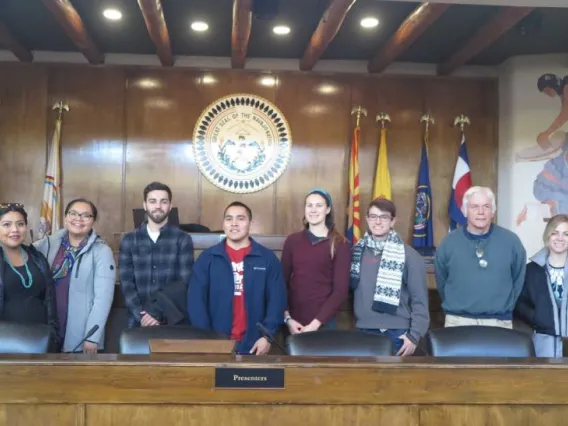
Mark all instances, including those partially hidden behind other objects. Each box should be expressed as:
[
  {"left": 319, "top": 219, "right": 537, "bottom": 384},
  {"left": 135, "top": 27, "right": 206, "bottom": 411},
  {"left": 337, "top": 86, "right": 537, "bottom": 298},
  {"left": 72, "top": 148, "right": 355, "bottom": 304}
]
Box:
[{"left": 462, "top": 186, "right": 496, "bottom": 214}]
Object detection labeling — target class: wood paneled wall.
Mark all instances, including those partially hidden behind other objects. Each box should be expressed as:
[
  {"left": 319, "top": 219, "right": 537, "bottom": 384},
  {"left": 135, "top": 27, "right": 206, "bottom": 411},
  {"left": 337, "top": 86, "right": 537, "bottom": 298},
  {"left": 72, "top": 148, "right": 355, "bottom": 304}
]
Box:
[{"left": 0, "top": 63, "right": 497, "bottom": 249}]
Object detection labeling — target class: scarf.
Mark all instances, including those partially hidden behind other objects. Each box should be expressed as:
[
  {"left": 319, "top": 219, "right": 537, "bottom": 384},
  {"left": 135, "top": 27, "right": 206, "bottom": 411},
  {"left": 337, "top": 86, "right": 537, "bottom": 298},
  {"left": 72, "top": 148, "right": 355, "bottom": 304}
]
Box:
[
  {"left": 52, "top": 233, "right": 88, "bottom": 283},
  {"left": 350, "top": 230, "right": 406, "bottom": 315}
]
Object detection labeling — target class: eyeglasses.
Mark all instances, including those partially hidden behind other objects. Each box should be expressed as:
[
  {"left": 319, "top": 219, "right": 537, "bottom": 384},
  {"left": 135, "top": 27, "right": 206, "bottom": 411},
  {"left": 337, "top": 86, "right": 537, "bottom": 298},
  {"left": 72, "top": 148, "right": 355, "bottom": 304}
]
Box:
[
  {"left": 68, "top": 211, "right": 94, "bottom": 220},
  {"left": 367, "top": 214, "right": 392, "bottom": 222},
  {"left": 476, "top": 247, "right": 488, "bottom": 268}
]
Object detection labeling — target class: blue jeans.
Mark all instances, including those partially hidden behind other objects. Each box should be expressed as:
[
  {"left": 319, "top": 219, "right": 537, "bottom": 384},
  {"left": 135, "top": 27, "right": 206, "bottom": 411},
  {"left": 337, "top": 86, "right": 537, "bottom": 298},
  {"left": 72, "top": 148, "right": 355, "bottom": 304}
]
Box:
[{"left": 357, "top": 328, "right": 407, "bottom": 354}]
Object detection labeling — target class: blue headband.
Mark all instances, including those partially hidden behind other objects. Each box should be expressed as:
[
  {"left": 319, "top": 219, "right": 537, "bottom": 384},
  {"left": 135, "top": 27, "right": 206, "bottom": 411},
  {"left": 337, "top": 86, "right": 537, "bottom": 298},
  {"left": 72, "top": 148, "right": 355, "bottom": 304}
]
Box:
[{"left": 308, "top": 188, "right": 332, "bottom": 206}]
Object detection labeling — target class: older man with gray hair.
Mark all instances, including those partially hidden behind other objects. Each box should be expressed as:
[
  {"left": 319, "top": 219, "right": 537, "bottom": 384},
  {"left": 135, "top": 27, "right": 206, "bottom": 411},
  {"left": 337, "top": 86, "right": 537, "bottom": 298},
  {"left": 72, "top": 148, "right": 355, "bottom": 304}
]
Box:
[{"left": 435, "top": 186, "right": 526, "bottom": 328}]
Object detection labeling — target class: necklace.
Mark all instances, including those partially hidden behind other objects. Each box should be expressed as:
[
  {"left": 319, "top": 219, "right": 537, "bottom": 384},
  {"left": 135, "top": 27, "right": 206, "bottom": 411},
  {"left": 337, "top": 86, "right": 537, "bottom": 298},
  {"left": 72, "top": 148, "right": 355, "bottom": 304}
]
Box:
[{"left": 3, "top": 247, "right": 33, "bottom": 289}]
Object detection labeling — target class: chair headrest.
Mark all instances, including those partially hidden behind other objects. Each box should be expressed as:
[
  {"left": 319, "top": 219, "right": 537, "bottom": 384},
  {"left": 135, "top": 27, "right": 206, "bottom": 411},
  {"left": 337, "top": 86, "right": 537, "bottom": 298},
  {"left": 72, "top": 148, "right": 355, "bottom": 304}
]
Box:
[
  {"left": 0, "top": 322, "right": 51, "bottom": 354},
  {"left": 286, "top": 330, "right": 394, "bottom": 357},
  {"left": 427, "top": 326, "right": 535, "bottom": 357}
]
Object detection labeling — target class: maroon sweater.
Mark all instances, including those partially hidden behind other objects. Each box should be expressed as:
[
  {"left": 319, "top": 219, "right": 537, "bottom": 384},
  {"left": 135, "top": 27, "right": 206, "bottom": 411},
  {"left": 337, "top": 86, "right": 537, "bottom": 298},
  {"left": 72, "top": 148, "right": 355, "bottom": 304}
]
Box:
[{"left": 281, "top": 231, "right": 351, "bottom": 326}]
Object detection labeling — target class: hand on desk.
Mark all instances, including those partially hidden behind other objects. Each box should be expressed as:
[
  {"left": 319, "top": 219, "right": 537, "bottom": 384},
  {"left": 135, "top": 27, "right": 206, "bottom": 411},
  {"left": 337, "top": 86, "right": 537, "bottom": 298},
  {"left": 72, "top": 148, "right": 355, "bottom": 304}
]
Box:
[
  {"left": 140, "top": 311, "right": 160, "bottom": 327},
  {"left": 250, "top": 337, "right": 271, "bottom": 355},
  {"left": 301, "top": 319, "right": 321, "bottom": 333},
  {"left": 286, "top": 319, "right": 304, "bottom": 334},
  {"left": 83, "top": 341, "right": 98, "bottom": 354},
  {"left": 397, "top": 334, "right": 416, "bottom": 357}
]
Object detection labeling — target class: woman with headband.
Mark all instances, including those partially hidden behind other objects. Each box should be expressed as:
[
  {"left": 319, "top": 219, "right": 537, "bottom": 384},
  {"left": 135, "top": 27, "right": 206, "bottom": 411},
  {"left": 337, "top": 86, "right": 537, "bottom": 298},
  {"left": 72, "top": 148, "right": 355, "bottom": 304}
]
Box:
[
  {"left": 0, "top": 204, "right": 59, "bottom": 350},
  {"left": 281, "top": 189, "right": 350, "bottom": 333}
]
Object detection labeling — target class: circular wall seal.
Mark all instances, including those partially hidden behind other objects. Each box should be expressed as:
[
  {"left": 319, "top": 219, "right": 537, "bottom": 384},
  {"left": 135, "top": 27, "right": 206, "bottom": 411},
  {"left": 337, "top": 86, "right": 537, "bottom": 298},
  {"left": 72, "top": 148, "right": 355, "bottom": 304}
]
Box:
[{"left": 193, "top": 93, "right": 292, "bottom": 193}]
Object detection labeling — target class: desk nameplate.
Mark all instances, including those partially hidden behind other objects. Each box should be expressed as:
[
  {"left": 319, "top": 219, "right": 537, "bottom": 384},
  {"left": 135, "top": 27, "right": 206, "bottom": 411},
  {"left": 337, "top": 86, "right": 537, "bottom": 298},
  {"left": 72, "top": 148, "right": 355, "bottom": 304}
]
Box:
[{"left": 215, "top": 367, "right": 285, "bottom": 389}]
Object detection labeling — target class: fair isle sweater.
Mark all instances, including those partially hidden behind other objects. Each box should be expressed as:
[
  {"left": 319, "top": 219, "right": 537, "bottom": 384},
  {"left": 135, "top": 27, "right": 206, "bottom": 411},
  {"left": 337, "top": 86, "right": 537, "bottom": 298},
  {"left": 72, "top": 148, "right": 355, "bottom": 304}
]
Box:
[{"left": 434, "top": 225, "right": 526, "bottom": 319}]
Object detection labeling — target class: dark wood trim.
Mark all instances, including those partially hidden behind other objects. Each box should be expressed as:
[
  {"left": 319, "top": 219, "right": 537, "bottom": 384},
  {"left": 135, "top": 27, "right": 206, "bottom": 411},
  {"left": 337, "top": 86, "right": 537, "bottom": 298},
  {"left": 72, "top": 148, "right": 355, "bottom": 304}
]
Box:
[
  {"left": 0, "top": 22, "right": 32, "bottom": 62},
  {"left": 299, "top": 0, "right": 356, "bottom": 71},
  {"left": 137, "top": 0, "right": 174, "bottom": 67},
  {"left": 41, "top": 0, "right": 103, "bottom": 64},
  {"left": 437, "top": 6, "right": 535, "bottom": 76},
  {"left": 231, "top": 0, "right": 253, "bottom": 69},
  {"left": 367, "top": 3, "right": 449, "bottom": 74}
]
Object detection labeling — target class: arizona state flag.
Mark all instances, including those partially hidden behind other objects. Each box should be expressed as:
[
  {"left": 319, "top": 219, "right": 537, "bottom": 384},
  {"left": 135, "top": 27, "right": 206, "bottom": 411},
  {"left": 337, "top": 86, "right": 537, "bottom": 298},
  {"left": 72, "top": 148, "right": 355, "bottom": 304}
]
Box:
[
  {"left": 38, "top": 115, "right": 63, "bottom": 239},
  {"left": 412, "top": 139, "right": 434, "bottom": 249},
  {"left": 346, "top": 126, "right": 361, "bottom": 246},
  {"left": 372, "top": 127, "right": 392, "bottom": 200}
]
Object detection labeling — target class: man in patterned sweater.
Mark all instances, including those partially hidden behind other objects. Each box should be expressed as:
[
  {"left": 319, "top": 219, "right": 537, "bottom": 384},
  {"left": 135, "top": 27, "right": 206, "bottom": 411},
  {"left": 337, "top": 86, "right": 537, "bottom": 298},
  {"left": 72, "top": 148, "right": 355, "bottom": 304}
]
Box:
[
  {"left": 119, "top": 182, "right": 194, "bottom": 327},
  {"left": 350, "top": 198, "right": 430, "bottom": 356}
]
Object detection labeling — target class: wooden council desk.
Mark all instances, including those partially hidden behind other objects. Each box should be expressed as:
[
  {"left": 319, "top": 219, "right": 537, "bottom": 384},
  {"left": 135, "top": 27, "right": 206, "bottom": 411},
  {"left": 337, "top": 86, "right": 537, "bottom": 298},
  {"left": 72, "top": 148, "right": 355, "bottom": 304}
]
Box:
[{"left": 1, "top": 354, "right": 567, "bottom": 426}]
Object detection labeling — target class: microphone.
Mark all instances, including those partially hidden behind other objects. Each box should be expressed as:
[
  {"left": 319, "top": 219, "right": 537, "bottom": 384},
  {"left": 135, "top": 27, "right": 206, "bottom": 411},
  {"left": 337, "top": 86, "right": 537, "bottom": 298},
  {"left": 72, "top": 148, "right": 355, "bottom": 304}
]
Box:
[
  {"left": 256, "top": 322, "right": 287, "bottom": 354},
  {"left": 70, "top": 325, "right": 99, "bottom": 353}
]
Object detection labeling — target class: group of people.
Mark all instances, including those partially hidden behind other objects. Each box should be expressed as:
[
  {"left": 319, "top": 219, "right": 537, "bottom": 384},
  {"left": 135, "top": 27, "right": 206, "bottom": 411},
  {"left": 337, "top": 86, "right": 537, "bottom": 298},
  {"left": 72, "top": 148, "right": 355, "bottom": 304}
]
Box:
[{"left": 0, "top": 181, "right": 566, "bottom": 357}]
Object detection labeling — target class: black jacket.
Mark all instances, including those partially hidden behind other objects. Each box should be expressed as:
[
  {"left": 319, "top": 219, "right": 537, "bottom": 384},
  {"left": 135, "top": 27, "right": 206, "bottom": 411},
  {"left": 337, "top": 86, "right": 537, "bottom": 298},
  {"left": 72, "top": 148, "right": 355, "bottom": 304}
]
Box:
[
  {"left": 515, "top": 261, "right": 558, "bottom": 336},
  {"left": 0, "top": 244, "right": 60, "bottom": 351}
]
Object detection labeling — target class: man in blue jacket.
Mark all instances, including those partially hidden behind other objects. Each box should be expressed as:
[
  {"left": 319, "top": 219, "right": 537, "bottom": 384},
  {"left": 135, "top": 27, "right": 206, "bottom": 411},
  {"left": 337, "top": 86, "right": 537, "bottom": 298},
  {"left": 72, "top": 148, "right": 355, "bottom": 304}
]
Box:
[{"left": 188, "top": 201, "right": 286, "bottom": 355}]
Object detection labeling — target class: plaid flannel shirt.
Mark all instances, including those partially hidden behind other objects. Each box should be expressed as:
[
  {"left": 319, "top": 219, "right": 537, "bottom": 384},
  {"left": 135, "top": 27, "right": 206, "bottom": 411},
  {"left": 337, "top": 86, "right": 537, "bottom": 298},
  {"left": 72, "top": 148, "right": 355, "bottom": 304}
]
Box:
[{"left": 118, "top": 223, "right": 194, "bottom": 326}]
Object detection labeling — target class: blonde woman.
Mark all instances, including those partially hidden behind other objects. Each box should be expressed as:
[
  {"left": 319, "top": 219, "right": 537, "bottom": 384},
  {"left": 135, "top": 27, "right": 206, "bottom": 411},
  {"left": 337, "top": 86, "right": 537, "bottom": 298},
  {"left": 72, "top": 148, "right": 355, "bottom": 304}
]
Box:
[{"left": 516, "top": 214, "right": 568, "bottom": 357}]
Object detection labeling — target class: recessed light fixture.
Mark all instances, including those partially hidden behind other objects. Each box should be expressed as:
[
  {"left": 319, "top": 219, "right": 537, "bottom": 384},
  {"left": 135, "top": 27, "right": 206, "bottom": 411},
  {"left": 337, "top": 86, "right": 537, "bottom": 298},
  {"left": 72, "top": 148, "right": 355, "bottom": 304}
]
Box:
[
  {"left": 191, "top": 21, "right": 209, "bottom": 32},
  {"left": 360, "top": 17, "right": 379, "bottom": 29},
  {"left": 260, "top": 76, "right": 277, "bottom": 87},
  {"left": 273, "top": 25, "right": 291, "bottom": 35},
  {"left": 103, "top": 8, "right": 122, "bottom": 21},
  {"left": 136, "top": 78, "right": 160, "bottom": 89}
]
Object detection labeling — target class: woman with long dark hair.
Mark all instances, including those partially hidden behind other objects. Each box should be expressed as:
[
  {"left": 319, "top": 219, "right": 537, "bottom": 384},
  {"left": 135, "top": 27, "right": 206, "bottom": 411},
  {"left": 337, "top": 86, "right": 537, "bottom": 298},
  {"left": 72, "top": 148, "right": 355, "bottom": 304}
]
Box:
[
  {"left": 281, "top": 189, "right": 350, "bottom": 333},
  {"left": 0, "top": 204, "right": 59, "bottom": 350}
]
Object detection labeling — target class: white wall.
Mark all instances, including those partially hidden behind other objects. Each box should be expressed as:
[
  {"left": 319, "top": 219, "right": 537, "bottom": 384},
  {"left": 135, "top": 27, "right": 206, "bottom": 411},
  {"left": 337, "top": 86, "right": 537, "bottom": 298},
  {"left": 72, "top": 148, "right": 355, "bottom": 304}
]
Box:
[{"left": 498, "top": 54, "right": 568, "bottom": 257}]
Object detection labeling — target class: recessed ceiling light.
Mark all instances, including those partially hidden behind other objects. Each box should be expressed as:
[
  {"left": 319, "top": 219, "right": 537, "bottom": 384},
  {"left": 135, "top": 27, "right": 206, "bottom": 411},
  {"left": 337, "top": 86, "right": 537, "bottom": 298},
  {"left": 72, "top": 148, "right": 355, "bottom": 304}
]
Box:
[
  {"left": 360, "top": 17, "right": 379, "bottom": 29},
  {"left": 273, "top": 25, "right": 291, "bottom": 36},
  {"left": 103, "top": 8, "right": 122, "bottom": 21},
  {"left": 260, "top": 76, "right": 277, "bottom": 87},
  {"left": 191, "top": 21, "right": 209, "bottom": 32}
]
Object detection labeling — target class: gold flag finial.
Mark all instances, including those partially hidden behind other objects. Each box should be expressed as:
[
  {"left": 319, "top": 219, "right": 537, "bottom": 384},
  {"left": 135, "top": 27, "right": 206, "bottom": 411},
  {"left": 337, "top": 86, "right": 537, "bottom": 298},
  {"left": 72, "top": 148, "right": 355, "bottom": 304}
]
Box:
[
  {"left": 351, "top": 105, "right": 368, "bottom": 127},
  {"left": 421, "top": 112, "right": 435, "bottom": 134},
  {"left": 454, "top": 114, "right": 471, "bottom": 132},
  {"left": 376, "top": 112, "right": 391, "bottom": 129},
  {"left": 52, "top": 102, "right": 69, "bottom": 120}
]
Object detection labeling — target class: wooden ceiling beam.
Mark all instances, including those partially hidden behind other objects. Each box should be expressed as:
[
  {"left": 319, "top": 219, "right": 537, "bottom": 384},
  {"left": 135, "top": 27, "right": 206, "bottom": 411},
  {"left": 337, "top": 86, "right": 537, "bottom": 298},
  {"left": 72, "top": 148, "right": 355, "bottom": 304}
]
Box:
[
  {"left": 138, "top": 0, "right": 174, "bottom": 67},
  {"left": 300, "top": 0, "right": 357, "bottom": 71},
  {"left": 437, "top": 6, "right": 534, "bottom": 75},
  {"left": 231, "top": 0, "right": 253, "bottom": 69},
  {"left": 368, "top": 3, "right": 449, "bottom": 74},
  {"left": 41, "top": 0, "right": 103, "bottom": 64},
  {"left": 0, "top": 22, "right": 32, "bottom": 62}
]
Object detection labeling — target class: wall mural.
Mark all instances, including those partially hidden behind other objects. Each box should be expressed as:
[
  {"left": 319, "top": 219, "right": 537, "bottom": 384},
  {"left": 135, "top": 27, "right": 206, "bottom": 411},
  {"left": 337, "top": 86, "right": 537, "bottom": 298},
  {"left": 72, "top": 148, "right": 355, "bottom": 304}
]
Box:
[{"left": 516, "top": 73, "right": 568, "bottom": 228}]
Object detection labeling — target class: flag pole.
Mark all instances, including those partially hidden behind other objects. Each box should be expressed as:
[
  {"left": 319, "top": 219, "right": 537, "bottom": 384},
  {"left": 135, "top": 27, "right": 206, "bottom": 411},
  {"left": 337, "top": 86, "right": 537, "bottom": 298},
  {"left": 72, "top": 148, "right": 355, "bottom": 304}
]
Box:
[
  {"left": 376, "top": 112, "right": 391, "bottom": 129},
  {"left": 53, "top": 101, "right": 70, "bottom": 120},
  {"left": 350, "top": 105, "right": 367, "bottom": 128}
]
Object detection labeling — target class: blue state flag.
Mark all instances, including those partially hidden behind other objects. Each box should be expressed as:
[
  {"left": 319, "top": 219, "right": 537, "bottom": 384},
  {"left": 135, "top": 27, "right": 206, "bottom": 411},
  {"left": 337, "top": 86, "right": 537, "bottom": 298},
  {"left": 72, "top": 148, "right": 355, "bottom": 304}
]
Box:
[{"left": 412, "top": 140, "right": 434, "bottom": 250}]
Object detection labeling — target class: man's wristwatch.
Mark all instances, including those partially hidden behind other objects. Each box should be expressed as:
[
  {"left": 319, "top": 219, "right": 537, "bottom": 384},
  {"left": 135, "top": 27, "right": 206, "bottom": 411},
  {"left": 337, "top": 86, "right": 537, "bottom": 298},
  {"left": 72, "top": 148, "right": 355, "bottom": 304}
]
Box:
[{"left": 284, "top": 315, "right": 292, "bottom": 324}]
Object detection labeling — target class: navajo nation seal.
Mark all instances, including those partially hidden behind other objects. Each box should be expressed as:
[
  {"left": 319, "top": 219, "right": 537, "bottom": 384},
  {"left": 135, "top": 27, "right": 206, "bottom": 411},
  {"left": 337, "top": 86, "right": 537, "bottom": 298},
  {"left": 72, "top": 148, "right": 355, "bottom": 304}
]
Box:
[{"left": 193, "top": 94, "right": 292, "bottom": 193}]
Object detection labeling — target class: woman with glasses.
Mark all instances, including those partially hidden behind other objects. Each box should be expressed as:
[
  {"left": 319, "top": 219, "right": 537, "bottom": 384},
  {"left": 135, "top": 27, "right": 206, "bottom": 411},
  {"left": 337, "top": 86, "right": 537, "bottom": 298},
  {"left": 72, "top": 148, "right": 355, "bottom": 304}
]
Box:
[
  {"left": 0, "top": 204, "right": 59, "bottom": 350},
  {"left": 516, "top": 214, "right": 568, "bottom": 357},
  {"left": 281, "top": 189, "right": 350, "bottom": 334},
  {"left": 34, "top": 199, "right": 115, "bottom": 353}
]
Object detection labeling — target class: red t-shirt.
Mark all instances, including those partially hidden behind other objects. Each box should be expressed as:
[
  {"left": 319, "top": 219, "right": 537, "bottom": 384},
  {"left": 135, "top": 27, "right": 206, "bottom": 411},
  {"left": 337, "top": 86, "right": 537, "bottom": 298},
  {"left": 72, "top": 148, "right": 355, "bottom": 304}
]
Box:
[{"left": 225, "top": 243, "right": 251, "bottom": 341}]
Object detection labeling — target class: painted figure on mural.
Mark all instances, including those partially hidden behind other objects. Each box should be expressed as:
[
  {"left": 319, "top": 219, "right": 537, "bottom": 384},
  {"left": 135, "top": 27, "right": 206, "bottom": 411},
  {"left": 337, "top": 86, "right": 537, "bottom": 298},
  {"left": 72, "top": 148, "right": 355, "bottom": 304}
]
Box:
[{"left": 516, "top": 73, "right": 568, "bottom": 226}]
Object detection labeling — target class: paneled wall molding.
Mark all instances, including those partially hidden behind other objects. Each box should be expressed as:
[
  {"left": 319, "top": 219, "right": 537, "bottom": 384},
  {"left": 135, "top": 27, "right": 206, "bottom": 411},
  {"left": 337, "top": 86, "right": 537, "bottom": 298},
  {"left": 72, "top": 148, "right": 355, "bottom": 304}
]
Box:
[
  {"left": 0, "top": 50, "right": 499, "bottom": 78},
  {"left": 0, "top": 62, "right": 498, "bottom": 251}
]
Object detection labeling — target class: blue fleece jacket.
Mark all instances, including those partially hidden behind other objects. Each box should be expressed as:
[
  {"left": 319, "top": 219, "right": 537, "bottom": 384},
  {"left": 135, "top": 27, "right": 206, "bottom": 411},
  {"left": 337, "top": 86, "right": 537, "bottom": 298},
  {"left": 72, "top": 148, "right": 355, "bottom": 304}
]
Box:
[
  {"left": 187, "top": 238, "right": 286, "bottom": 354},
  {"left": 435, "top": 225, "right": 526, "bottom": 319}
]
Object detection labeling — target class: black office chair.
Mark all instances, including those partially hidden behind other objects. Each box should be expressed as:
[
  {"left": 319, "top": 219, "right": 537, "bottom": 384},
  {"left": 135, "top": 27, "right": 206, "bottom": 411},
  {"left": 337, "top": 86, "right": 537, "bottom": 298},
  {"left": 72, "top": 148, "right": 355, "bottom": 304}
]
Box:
[
  {"left": 0, "top": 322, "right": 51, "bottom": 354},
  {"left": 286, "top": 330, "right": 394, "bottom": 356},
  {"left": 119, "top": 325, "right": 227, "bottom": 355},
  {"left": 179, "top": 223, "right": 210, "bottom": 233},
  {"left": 426, "top": 326, "right": 535, "bottom": 357}
]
